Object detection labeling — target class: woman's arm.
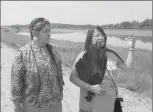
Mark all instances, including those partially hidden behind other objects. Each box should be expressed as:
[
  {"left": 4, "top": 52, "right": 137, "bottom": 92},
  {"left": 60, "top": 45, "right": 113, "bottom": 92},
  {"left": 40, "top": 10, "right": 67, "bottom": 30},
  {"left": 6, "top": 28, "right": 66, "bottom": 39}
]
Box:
[
  {"left": 11, "top": 50, "right": 25, "bottom": 112},
  {"left": 70, "top": 66, "right": 92, "bottom": 91},
  {"left": 69, "top": 52, "right": 92, "bottom": 91},
  {"left": 118, "top": 36, "right": 136, "bottom": 69},
  {"left": 107, "top": 36, "right": 136, "bottom": 70},
  {"left": 124, "top": 49, "right": 134, "bottom": 68},
  {"left": 69, "top": 52, "right": 105, "bottom": 95}
]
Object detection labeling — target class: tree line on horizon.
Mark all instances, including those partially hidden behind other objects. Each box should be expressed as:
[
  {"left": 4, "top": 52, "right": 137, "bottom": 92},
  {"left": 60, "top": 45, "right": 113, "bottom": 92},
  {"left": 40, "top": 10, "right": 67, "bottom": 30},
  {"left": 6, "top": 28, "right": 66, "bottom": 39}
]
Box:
[
  {"left": 102, "top": 18, "right": 152, "bottom": 29},
  {"left": 4, "top": 18, "right": 152, "bottom": 30}
]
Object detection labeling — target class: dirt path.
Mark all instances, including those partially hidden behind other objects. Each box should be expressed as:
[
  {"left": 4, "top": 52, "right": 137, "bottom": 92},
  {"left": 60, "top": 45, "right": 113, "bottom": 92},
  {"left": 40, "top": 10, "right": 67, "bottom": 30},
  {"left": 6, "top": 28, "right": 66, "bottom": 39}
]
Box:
[
  {"left": 62, "top": 68, "right": 152, "bottom": 112},
  {"left": 1, "top": 44, "right": 152, "bottom": 112}
]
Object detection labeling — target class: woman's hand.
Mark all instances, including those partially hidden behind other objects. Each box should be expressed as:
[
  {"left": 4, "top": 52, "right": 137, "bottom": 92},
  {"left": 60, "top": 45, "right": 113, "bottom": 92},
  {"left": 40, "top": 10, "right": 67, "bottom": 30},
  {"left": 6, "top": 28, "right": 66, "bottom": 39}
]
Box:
[
  {"left": 14, "top": 107, "right": 23, "bottom": 112},
  {"left": 91, "top": 84, "right": 106, "bottom": 95},
  {"left": 13, "top": 100, "right": 23, "bottom": 112},
  {"left": 125, "top": 33, "right": 136, "bottom": 49}
]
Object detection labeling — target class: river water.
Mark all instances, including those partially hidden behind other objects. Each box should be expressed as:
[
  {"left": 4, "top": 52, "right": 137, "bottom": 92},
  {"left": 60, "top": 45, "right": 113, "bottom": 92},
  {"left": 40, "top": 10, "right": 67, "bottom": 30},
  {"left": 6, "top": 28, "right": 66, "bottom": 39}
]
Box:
[{"left": 18, "top": 32, "right": 152, "bottom": 51}]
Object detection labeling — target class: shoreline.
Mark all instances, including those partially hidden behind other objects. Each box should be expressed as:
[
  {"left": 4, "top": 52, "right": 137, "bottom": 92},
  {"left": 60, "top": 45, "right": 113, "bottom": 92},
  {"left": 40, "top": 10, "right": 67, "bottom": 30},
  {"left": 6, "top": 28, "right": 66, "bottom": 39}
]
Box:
[
  {"left": 1, "top": 45, "right": 152, "bottom": 112},
  {"left": 17, "top": 32, "right": 152, "bottom": 51}
]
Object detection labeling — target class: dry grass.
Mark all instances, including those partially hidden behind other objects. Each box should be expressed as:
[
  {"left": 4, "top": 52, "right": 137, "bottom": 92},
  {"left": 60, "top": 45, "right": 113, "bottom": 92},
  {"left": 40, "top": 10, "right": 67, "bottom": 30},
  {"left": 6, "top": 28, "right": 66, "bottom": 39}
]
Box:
[
  {"left": 1, "top": 30, "right": 152, "bottom": 98},
  {"left": 58, "top": 43, "right": 152, "bottom": 98}
]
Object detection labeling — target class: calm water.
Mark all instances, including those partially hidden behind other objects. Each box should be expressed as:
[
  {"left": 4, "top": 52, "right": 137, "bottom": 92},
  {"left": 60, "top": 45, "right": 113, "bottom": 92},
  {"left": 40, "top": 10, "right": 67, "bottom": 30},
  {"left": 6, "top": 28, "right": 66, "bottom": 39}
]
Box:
[{"left": 18, "top": 32, "right": 152, "bottom": 51}]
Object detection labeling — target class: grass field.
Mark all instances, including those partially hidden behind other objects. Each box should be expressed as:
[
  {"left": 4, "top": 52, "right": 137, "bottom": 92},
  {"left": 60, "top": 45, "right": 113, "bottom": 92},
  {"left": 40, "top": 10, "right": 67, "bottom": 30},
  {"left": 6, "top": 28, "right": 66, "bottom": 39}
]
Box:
[{"left": 1, "top": 28, "right": 152, "bottom": 98}]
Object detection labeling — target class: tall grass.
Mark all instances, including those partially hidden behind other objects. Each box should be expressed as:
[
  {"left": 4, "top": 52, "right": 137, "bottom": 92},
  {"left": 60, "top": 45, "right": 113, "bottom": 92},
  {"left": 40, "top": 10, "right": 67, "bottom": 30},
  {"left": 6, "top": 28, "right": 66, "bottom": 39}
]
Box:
[
  {"left": 1, "top": 31, "right": 152, "bottom": 98},
  {"left": 57, "top": 43, "right": 152, "bottom": 98}
]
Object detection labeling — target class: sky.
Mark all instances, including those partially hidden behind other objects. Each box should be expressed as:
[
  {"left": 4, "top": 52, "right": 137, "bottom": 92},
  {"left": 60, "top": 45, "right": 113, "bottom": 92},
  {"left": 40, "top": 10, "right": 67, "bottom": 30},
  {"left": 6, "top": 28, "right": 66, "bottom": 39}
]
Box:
[{"left": 1, "top": 1, "right": 152, "bottom": 25}]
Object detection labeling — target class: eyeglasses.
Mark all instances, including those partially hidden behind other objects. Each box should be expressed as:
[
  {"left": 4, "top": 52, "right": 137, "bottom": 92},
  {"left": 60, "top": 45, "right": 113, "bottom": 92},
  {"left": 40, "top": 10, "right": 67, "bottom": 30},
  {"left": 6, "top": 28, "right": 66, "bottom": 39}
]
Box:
[{"left": 93, "top": 34, "right": 105, "bottom": 42}]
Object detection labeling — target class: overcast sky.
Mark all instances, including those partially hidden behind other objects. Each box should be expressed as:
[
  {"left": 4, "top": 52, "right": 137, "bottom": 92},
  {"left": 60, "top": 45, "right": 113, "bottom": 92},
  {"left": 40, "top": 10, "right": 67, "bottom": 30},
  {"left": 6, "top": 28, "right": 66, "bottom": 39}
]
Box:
[{"left": 1, "top": 1, "right": 152, "bottom": 25}]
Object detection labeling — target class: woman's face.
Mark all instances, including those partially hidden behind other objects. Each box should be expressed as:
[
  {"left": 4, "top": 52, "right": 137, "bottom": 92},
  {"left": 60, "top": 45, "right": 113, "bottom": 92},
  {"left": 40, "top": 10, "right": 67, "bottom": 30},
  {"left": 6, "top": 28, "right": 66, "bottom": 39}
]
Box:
[
  {"left": 92, "top": 28, "right": 105, "bottom": 48},
  {"left": 37, "top": 24, "right": 51, "bottom": 44}
]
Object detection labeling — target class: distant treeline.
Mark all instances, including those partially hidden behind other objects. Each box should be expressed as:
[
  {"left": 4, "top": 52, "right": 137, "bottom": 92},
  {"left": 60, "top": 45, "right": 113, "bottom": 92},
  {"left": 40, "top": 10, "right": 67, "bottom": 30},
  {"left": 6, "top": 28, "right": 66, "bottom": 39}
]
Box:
[
  {"left": 6, "top": 23, "right": 91, "bottom": 30},
  {"left": 102, "top": 19, "right": 152, "bottom": 29},
  {"left": 4, "top": 18, "right": 152, "bottom": 30}
]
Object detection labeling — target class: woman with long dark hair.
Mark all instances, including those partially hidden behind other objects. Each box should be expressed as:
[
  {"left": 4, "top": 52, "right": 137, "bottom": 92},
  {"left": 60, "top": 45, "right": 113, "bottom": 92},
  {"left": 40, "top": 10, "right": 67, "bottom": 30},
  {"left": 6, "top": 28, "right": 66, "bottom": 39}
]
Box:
[{"left": 70, "top": 26, "right": 136, "bottom": 112}]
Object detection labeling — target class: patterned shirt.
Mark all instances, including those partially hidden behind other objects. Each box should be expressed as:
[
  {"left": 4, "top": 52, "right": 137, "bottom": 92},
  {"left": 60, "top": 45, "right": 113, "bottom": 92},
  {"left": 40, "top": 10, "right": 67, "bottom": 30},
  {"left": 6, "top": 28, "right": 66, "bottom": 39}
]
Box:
[{"left": 11, "top": 42, "right": 63, "bottom": 107}]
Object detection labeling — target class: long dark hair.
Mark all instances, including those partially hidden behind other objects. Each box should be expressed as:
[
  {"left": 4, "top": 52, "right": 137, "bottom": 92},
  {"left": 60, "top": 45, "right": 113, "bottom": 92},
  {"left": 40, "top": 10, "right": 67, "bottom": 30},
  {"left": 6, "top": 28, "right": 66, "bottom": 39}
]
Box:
[
  {"left": 76, "top": 26, "right": 125, "bottom": 102},
  {"left": 84, "top": 26, "right": 107, "bottom": 78}
]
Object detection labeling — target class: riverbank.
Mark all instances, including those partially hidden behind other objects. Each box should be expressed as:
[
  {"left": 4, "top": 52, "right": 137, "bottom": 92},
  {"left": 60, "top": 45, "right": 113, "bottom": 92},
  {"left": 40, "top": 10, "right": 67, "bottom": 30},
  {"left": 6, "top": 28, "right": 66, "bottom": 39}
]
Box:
[
  {"left": 17, "top": 31, "right": 152, "bottom": 51},
  {"left": 1, "top": 29, "right": 152, "bottom": 98},
  {"left": 1, "top": 44, "right": 152, "bottom": 112}
]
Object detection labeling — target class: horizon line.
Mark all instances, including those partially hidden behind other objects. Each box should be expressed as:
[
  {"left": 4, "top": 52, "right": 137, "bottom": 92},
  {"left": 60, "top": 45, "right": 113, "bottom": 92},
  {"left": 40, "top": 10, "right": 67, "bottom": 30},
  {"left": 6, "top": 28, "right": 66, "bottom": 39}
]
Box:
[{"left": 1, "top": 18, "right": 152, "bottom": 27}]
